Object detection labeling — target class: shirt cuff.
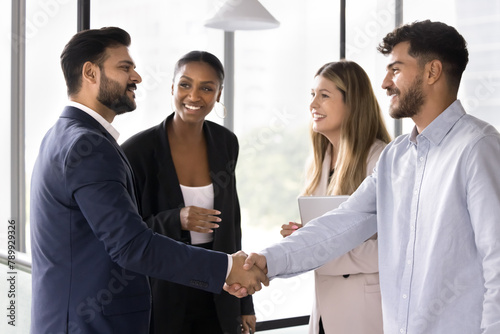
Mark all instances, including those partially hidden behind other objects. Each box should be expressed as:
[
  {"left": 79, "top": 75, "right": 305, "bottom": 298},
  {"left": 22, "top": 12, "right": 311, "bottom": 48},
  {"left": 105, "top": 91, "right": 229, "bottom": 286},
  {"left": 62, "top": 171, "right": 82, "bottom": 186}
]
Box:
[{"left": 226, "top": 254, "right": 233, "bottom": 279}]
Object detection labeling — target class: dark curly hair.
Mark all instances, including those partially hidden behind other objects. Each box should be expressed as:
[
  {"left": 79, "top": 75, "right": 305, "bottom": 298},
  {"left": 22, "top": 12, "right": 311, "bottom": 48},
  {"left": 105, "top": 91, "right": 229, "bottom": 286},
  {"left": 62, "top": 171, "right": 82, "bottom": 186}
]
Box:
[{"left": 378, "top": 20, "right": 469, "bottom": 92}]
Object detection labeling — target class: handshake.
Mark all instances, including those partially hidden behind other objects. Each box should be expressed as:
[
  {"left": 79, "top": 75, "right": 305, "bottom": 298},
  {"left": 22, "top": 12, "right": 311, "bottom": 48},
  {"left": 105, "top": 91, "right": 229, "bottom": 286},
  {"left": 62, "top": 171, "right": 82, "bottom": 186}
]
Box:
[{"left": 225, "top": 251, "right": 269, "bottom": 298}]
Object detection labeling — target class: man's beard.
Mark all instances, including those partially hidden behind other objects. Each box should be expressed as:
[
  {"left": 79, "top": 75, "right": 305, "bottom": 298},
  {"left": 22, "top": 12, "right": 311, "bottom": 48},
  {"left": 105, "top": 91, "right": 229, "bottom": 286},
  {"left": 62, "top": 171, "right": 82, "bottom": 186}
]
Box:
[
  {"left": 388, "top": 76, "right": 425, "bottom": 119},
  {"left": 97, "top": 71, "right": 136, "bottom": 115}
]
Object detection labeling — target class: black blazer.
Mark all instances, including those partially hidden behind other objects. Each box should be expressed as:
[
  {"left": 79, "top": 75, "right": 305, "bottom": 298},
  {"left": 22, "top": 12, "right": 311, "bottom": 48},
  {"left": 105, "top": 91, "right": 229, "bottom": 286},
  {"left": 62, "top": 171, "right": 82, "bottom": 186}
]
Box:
[{"left": 122, "top": 113, "right": 254, "bottom": 333}]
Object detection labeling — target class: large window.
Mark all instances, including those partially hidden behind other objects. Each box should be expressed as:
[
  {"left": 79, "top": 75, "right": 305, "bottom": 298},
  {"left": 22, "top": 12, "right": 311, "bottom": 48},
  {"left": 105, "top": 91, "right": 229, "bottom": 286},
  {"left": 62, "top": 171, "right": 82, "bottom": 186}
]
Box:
[
  {"left": 0, "top": 0, "right": 11, "bottom": 249},
  {"left": 4, "top": 1, "right": 500, "bottom": 333},
  {"left": 405, "top": 0, "right": 500, "bottom": 132},
  {"left": 91, "top": 0, "right": 329, "bottom": 324},
  {"left": 346, "top": 0, "right": 397, "bottom": 136},
  {"left": 1, "top": 13, "right": 14, "bottom": 334},
  {"left": 234, "top": 0, "right": 340, "bottom": 324},
  {"left": 25, "top": 0, "right": 77, "bottom": 254}
]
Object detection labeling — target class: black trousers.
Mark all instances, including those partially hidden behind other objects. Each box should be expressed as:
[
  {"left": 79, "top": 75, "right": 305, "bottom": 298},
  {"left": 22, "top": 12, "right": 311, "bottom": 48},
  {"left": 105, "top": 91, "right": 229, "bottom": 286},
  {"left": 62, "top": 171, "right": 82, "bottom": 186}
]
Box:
[
  {"left": 178, "top": 287, "right": 223, "bottom": 334},
  {"left": 319, "top": 317, "right": 325, "bottom": 334}
]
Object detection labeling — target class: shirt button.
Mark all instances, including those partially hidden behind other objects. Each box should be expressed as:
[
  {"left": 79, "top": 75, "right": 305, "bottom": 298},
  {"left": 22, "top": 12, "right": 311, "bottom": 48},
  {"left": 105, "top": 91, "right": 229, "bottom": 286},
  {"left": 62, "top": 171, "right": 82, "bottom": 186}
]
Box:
[
  {"left": 400, "top": 329, "right": 405, "bottom": 333},
  {"left": 419, "top": 157, "right": 424, "bottom": 162},
  {"left": 407, "top": 260, "right": 411, "bottom": 265},
  {"left": 403, "top": 294, "right": 408, "bottom": 299}
]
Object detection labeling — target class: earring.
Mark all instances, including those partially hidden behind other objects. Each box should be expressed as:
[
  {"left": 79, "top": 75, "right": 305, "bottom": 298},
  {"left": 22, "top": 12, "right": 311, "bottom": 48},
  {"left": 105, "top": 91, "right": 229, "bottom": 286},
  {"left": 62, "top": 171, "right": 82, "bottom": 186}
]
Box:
[{"left": 214, "top": 101, "right": 227, "bottom": 119}]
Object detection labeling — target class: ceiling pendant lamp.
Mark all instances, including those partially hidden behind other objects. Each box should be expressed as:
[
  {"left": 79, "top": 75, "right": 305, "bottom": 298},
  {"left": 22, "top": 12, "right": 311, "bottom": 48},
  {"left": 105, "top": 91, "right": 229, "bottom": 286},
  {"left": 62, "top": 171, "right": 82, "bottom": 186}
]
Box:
[{"left": 205, "top": 0, "right": 280, "bottom": 31}]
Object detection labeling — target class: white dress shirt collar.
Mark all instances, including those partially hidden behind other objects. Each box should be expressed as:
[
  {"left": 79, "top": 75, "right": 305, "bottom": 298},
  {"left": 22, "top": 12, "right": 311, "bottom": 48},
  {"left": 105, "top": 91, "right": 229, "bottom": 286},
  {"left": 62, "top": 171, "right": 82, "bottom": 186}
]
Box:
[{"left": 67, "top": 101, "right": 120, "bottom": 141}]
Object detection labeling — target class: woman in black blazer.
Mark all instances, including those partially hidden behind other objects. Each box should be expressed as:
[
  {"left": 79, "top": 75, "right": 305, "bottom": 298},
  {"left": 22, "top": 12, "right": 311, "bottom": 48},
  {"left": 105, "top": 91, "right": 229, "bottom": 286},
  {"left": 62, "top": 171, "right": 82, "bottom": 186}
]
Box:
[{"left": 122, "top": 51, "right": 255, "bottom": 334}]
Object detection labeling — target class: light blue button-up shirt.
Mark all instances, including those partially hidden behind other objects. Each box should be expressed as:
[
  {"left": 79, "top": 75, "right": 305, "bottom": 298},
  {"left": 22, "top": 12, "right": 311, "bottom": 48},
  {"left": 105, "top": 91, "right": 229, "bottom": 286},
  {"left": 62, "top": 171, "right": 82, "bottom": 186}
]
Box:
[{"left": 262, "top": 100, "right": 500, "bottom": 333}]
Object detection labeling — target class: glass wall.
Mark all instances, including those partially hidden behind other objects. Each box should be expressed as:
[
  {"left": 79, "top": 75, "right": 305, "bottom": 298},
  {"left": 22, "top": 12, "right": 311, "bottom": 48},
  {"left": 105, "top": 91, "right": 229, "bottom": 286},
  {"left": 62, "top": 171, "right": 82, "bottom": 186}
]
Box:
[
  {"left": 24, "top": 0, "right": 78, "bottom": 254},
  {"left": 233, "top": 0, "right": 340, "bottom": 322},
  {"left": 346, "top": 0, "right": 397, "bottom": 136},
  {"left": 0, "top": 0, "right": 11, "bottom": 250},
  {"left": 91, "top": 0, "right": 341, "bottom": 323},
  {"left": 4, "top": 0, "right": 500, "bottom": 332}
]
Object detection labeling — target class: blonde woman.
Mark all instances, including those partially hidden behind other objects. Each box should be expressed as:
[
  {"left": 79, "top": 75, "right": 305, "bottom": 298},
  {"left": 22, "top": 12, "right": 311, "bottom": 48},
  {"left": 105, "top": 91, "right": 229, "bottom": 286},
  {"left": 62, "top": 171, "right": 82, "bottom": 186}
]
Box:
[{"left": 281, "top": 61, "right": 391, "bottom": 334}]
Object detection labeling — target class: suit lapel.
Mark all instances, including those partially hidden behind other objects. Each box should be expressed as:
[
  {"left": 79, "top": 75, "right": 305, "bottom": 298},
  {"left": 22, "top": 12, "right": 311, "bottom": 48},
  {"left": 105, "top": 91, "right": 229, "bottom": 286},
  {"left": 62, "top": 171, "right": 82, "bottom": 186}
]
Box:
[
  {"left": 204, "top": 122, "right": 226, "bottom": 213},
  {"left": 156, "top": 116, "right": 185, "bottom": 209}
]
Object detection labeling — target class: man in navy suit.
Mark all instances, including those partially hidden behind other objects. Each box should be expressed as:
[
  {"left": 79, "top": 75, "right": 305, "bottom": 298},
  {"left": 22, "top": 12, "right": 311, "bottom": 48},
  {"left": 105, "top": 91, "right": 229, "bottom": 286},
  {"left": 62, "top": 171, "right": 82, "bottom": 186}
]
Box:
[{"left": 30, "top": 27, "right": 268, "bottom": 334}]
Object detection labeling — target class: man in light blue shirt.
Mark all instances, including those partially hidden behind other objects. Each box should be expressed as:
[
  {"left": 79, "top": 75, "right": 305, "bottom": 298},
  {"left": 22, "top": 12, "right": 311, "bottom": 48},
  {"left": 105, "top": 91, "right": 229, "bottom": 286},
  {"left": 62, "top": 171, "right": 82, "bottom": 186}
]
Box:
[{"left": 227, "top": 20, "right": 500, "bottom": 333}]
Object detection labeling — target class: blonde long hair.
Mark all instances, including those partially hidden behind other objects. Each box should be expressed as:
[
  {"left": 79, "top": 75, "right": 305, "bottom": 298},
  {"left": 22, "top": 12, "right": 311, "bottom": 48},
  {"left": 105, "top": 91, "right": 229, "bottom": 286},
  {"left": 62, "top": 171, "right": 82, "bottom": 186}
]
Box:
[{"left": 303, "top": 61, "right": 391, "bottom": 196}]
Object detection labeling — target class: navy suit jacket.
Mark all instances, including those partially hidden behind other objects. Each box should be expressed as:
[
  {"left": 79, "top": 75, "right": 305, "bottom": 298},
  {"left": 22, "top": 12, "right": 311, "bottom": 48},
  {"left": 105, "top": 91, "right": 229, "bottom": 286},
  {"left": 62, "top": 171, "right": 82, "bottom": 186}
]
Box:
[{"left": 30, "top": 107, "right": 227, "bottom": 334}]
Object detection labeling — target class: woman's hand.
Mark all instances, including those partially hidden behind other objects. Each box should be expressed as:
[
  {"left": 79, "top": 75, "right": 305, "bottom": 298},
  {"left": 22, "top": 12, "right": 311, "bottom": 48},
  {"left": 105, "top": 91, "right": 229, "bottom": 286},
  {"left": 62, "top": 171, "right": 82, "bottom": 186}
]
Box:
[
  {"left": 241, "top": 314, "right": 256, "bottom": 333},
  {"left": 280, "top": 221, "right": 302, "bottom": 238},
  {"left": 179, "top": 206, "right": 221, "bottom": 232}
]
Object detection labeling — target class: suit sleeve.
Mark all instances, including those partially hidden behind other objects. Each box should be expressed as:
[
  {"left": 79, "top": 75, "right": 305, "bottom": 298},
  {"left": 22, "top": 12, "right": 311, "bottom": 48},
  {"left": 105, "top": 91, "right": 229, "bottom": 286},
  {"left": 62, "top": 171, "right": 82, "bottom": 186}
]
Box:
[
  {"left": 144, "top": 209, "right": 188, "bottom": 242},
  {"left": 65, "top": 134, "right": 227, "bottom": 294},
  {"left": 263, "top": 174, "right": 378, "bottom": 279},
  {"left": 314, "top": 235, "right": 378, "bottom": 275}
]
